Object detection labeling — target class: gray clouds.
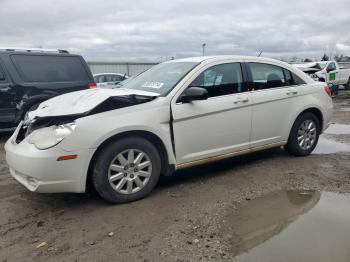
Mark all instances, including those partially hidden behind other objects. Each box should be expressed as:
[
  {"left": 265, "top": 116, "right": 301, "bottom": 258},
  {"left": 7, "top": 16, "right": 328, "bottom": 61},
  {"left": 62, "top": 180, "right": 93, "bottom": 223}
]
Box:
[{"left": 0, "top": 0, "right": 349, "bottom": 61}]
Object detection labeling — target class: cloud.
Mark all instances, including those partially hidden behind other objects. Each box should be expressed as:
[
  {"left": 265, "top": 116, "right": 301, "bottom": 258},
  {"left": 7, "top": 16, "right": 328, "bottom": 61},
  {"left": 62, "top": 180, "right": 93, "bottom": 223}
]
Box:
[{"left": 0, "top": 0, "right": 349, "bottom": 61}]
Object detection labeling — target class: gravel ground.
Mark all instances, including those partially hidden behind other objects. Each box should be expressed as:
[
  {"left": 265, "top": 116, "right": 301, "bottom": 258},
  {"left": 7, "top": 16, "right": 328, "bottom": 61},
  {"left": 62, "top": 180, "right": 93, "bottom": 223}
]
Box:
[{"left": 0, "top": 91, "right": 350, "bottom": 262}]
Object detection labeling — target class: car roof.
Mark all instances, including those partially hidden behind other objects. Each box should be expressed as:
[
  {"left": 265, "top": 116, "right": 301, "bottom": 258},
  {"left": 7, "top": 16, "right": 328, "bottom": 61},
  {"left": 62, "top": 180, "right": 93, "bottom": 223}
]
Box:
[
  {"left": 167, "top": 55, "right": 295, "bottom": 69},
  {"left": 168, "top": 55, "right": 284, "bottom": 64}
]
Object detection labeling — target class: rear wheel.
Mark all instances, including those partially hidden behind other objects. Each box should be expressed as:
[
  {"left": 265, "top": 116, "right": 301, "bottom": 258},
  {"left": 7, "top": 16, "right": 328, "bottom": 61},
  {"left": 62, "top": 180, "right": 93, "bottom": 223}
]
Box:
[
  {"left": 346, "top": 77, "right": 350, "bottom": 90},
  {"left": 285, "top": 113, "right": 320, "bottom": 156},
  {"left": 92, "top": 137, "right": 161, "bottom": 203}
]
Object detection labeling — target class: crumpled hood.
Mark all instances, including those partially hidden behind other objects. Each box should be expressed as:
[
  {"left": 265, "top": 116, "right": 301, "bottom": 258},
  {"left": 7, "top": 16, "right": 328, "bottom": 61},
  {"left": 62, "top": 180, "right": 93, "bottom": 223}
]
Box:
[{"left": 28, "top": 88, "right": 159, "bottom": 119}]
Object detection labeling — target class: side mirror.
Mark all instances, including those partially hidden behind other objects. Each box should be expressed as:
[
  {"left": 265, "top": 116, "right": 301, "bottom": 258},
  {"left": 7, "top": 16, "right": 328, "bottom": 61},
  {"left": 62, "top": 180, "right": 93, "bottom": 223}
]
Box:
[{"left": 179, "top": 87, "right": 208, "bottom": 103}]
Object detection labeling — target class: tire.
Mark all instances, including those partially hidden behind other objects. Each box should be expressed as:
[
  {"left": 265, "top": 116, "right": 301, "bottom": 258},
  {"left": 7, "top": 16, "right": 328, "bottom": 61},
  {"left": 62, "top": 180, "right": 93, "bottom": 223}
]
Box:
[
  {"left": 285, "top": 112, "right": 320, "bottom": 156},
  {"left": 92, "top": 136, "right": 161, "bottom": 203},
  {"left": 346, "top": 78, "right": 350, "bottom": 90}
]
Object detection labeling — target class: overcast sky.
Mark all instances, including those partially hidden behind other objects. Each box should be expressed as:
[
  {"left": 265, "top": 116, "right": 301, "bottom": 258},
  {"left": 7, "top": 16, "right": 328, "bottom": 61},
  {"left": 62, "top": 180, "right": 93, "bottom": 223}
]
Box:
[{"left": 0, "top": 0, "right": 349, "bottom": 62}]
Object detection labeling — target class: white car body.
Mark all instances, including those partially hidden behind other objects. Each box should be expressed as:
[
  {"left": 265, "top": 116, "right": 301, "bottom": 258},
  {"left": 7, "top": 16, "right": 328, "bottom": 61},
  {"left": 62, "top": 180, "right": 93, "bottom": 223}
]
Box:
[
  {"left": 295, "top": 61, "right": 350, "bottom": 87},
  {"left": 5, "top": 56, "right": 333, "bottom": 196}
]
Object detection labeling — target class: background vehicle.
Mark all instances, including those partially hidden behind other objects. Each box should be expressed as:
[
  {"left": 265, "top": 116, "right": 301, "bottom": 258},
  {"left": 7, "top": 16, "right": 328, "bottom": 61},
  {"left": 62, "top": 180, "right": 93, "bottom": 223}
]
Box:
[
  {"left": 5, "top": 56, "right": 333, "bottom": 203},
  {"left": 295, "top": 61, "right": 350, "bottom": 89},
  {"left": 0, "top": 47, "right": 96, "bottom": 129},
  {"left": 94, "top": 73, "right": 128, "bottom": 88}
]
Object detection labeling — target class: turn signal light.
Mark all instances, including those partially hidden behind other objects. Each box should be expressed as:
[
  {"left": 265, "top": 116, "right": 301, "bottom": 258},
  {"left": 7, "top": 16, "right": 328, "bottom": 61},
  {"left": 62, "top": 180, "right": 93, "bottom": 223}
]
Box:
[{"left": 57, "top": 154, "right": 78, "bottom": 161}]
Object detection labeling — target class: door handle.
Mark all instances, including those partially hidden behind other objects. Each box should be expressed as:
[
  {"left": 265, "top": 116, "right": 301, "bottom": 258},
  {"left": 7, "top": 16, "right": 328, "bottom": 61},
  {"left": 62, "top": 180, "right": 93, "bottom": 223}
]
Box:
[
  {"left": 233, "top": 97, "right": 249, "bottom": 104},
  {"left": 0, "top": 87, "right": 10, "bottom": 92},
  {"left": 286, "top": 89, "right": 298, "bottom": 95}
]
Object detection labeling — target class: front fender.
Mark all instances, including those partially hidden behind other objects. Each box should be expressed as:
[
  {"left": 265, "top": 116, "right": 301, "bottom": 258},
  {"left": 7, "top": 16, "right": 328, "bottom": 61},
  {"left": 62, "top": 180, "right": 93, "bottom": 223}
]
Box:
[{"left": 58, "top": 103, "right": 176, "bottom": 165}]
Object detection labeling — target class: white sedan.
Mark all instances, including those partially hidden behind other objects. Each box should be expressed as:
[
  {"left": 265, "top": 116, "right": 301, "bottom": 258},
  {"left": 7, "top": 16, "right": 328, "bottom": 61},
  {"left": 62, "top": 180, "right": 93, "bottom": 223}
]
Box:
[
  {"left": 5, "top": 56, "right": 333, "bottom": 203},
  {"left": 93, "top": 73, "right": 128, "bottom": 88}
]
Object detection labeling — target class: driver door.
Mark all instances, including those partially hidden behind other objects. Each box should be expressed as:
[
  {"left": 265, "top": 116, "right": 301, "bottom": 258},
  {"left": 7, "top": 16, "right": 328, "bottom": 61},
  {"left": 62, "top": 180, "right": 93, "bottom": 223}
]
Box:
[
  {"left": 171, "top": 62, "right": 252, "bottom": 165},
  {"left": 326, "top": 62, "right": 339, "bottom": 85}
]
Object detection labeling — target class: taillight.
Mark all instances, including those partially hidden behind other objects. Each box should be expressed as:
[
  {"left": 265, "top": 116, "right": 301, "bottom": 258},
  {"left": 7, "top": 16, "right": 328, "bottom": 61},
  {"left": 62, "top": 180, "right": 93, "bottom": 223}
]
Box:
[
  {"left": 324, "top": 86, "right": 332, "bottom": 97},
  {"left": 88, "top": 82, "right": 97, "bottom": 89}
]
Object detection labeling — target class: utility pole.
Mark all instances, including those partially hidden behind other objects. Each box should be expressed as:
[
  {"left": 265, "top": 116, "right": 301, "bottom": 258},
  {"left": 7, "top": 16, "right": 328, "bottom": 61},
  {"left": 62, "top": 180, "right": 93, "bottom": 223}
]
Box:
[{"left": 202, "top": 43, "right": 206, "bottom": 56}]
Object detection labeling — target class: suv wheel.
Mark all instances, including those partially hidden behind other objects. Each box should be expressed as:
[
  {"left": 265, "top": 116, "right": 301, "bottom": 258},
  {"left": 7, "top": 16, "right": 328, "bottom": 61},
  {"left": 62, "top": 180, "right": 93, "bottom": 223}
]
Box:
[
  {"left": 92, "top": 137, "right": 161, "bottom": 203},
  {"left": 285, "top": 113, "right": 320, "bottom": 156}
]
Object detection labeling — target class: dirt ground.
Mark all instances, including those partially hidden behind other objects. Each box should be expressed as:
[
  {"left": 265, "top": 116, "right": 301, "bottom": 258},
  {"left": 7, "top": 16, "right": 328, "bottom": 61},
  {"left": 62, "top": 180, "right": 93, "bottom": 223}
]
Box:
[{"left": 1, "top": 91, "right": 350, "bottom": 262}]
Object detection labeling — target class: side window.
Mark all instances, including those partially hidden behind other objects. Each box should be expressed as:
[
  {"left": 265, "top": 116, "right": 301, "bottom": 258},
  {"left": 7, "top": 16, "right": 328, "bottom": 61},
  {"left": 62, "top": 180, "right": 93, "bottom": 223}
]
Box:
[
  {"left": 106, "top": 75, "right": 122, "bottom": 82},
  {"left": 249, "top": 63, "right": 286, "bottom": 90},
  {"left": 0, "top": 65, "right": 5, "bottom": 81},
  {"left": 11, "top": 55, "right": 90, "bottom": 82},
  {"left": 327, "top": 62, "right": 336, "bottom": 72},
  {"left": 189, "top": 63, "right": 244, "bottom": 98},
  {"left": 291, "top": 72, "right": 306, "bottom": 85}
]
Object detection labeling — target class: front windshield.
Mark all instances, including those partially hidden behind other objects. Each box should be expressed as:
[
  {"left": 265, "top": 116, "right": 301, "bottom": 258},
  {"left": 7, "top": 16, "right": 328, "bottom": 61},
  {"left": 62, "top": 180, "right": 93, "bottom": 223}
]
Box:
[
  {"left": 316, "top": 62, "right": 327, "bottom": 70},
  {"left": 120, "top": 62, "right": 198, "bottom": 96}
]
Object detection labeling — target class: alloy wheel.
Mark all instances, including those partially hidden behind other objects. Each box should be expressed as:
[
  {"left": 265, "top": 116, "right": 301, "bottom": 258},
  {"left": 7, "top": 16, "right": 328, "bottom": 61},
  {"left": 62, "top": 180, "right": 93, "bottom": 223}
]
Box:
[
  {"left": 297, "top": 120, "right": 317, "bottom": 150},
  {"left": 108, "top": 149, "right": 152, "bottom": 194}
]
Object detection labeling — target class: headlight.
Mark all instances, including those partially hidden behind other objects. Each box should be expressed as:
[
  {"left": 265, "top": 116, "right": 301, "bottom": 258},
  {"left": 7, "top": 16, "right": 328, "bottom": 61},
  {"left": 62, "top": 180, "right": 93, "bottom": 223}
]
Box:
[{"left": 29, "top": 122, "right": 76, "bottom": 150}]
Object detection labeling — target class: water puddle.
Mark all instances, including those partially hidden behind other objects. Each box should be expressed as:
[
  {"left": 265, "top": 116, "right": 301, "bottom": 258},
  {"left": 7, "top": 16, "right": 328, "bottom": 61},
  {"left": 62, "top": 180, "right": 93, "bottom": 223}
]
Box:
[
  {"left": 220, "top": 190, "right": 350, "bottom": 262},
  {"left": 313, "top": 137, "right": 350, "bottom": 154},
  {"left": 324, "top": 123, "right": 350, "bottom": 135},
  {"left": 311, "top": 123, "right": 350, "bottom": 154}
]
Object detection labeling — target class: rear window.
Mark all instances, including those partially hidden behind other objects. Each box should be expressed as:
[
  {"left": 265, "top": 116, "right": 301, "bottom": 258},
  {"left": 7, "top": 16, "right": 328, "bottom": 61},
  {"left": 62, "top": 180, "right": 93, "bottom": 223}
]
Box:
[
  {"left": 11, "top": 55, "right": 90, "bottom": 82},
  {"left": 0, "top": 65, "right": 5, "bottom": 81}
]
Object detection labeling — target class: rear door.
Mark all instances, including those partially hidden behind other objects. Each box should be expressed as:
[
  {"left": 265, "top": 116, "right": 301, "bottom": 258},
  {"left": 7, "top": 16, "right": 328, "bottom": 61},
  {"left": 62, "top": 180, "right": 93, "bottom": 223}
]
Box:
[
  {"left": 171, "top": 62, "right": 252, "bottom": 164},
  {"left": 0, "top": 61, "right": 16, "bottom": 123},
  {"left": 247, "top": 61, "right": 307, "bottom": 147}
]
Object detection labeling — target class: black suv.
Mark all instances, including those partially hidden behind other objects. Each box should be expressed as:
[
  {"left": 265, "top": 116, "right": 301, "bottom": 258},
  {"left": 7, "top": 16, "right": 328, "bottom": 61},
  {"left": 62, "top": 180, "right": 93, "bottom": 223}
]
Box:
[{"left": 0, "top": 48, "right": 96, "bottom": 129}]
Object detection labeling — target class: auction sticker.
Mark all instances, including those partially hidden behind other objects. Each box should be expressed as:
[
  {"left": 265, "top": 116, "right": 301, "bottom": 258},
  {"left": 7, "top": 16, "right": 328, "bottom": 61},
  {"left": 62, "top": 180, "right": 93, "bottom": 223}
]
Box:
[{"left": 142, "top": 81, "right": 164, "bottom": 89}]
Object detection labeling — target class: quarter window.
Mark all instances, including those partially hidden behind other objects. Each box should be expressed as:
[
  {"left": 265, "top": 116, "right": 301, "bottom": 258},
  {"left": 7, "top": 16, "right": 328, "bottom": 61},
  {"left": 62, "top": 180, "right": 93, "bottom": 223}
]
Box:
[
  {"left": 189, "top": 63, "right": 244, "bottom": 97},
  {"left": 291, "top": 72, "right": 306, "bottom": 85}
]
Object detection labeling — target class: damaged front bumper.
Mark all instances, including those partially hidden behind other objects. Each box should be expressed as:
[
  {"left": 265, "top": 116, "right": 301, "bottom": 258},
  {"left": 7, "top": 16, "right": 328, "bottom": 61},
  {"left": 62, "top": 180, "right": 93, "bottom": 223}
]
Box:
[{"left": 5, "top": 125, "right": 94, "bottom": 193}]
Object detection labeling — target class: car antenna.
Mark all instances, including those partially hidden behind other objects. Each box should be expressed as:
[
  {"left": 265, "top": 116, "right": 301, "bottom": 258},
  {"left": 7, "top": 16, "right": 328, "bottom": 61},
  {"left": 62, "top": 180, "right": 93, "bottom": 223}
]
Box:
[{"left": 257, "top": 51, "right": 263, "bottom": 57}]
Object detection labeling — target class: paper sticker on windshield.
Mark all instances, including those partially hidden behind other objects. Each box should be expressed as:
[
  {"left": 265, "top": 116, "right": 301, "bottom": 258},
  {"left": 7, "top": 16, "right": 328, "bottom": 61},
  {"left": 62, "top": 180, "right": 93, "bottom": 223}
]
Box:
[{"left": 142, "top": 81, "right": 164, "bottom": 89}]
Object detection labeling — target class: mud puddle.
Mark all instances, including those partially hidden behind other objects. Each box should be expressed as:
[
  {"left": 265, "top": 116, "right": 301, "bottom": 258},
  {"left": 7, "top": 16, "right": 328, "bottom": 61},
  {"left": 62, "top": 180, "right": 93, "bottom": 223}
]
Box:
[{"left": 220, "top": 190, "right": 350, "bottom": 262}]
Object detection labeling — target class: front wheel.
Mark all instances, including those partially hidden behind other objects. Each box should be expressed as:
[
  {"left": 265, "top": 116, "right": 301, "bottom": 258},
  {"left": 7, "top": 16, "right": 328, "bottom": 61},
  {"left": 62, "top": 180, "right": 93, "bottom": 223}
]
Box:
[
  {"left": 285, "top": 113, "right": 320, "bottom": 156},
  {"left": 92, "top": 137, "right": 161, "bottom": 203}
]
